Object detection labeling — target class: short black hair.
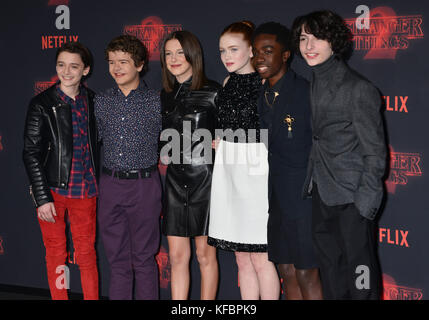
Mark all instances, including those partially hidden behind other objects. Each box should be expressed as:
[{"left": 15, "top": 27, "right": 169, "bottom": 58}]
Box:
[
  {"left": 56, "top": 41, "right": 93, "bottom": 79},
  {"left": 291, "top": 10, "right": 353, "bottom": 58},
  {"left": 252, "top": 22, "right": 292, "bottom": 53}
]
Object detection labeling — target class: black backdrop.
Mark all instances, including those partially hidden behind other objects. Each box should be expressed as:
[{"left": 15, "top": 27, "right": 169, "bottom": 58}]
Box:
[{"left": 0, "top": 0, "right": 428, "bottom": 300}]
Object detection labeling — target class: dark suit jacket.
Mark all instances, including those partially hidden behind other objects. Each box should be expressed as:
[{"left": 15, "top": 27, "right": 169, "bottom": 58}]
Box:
[
  {"left": 258, "top": 69, "right": 312, "bottom": 220},
  {"left": 302, "top": 58, "right": 387, "bottom": 220}
]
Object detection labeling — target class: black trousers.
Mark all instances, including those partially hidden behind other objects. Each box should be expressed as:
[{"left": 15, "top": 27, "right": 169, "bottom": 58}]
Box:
[{"left": 312, "top": 184, "right": 381, "bottom": 300}]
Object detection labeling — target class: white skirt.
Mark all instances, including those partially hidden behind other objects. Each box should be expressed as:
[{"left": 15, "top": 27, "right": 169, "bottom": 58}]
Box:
[{"left": 208, "top": 140, "right": 269, "bottom": 252}]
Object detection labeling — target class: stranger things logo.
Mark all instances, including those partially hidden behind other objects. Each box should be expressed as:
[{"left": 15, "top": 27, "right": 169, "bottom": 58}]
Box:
[
  {"left": 34, "top": 76, "right": 58, "bottom": 95},
  {"left": 385, "top": 146, "right": 422, "bottom": 194},
  {"left": 123, "top": 16, "right": 182, "bottom": 61},
  {"left": 345, "top": 7, "right": 424, "bottom": 59},
  {"left": 156, "top": 245, "right": 171, "bottom": 289},
  {"left": 383, "top": 274, "right": 423, "bottom": 300}
]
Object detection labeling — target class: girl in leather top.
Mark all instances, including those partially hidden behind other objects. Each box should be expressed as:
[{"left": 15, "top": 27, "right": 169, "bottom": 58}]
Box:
[
  {"left": 159, "top": 30, "right": 220, "bottom": 300},
  {"left": 208, "top": 21, "right": 280, "bottom": 300}
]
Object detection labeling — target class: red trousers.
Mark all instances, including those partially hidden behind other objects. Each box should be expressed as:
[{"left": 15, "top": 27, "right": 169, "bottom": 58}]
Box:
[{"left": 38, "top": 191, "right": 99, "bottom": 300}]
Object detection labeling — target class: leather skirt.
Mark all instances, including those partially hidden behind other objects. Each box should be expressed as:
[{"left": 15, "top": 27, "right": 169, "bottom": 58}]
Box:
[{"left": 162, "top": 163, "right": 213, "bottom": 237}]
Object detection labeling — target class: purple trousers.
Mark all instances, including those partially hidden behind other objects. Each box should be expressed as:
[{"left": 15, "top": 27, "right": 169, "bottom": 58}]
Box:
[{"left": 98, "top": 170, "right": 162, "bottom": 300}]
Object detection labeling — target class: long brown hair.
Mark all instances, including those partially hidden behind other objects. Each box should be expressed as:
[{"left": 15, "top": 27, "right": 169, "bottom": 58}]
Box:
[{"left": 160, "top": 30, "right": 207, "bottom": 92}]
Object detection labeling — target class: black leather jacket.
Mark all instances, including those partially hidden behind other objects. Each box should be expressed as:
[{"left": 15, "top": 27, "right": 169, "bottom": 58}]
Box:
[
  {"left": 23, "top": 84, "right": 98, "bottom": 208},
  {"left": 161, "top": 79, "right": 220, "bottom": 165},
  {"left": 160, "top": 78, "right": 221, "bottom": 237}
]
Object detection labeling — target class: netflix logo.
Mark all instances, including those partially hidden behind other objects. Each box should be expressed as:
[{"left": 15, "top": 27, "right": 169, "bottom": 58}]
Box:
[
  {"left": 379, "top": 227, "right": 409, "bottom": 247},
  {"left": 41, "top": 35, "right": 79, "bottom": 50},
  {"left": 383, "top": 96, "right": 408, "bottom": 113}
]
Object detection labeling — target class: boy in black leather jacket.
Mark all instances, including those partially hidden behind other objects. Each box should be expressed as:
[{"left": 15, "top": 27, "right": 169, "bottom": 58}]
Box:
[{"left": 23, "top": 42, "right": 99, "bottom": 300}]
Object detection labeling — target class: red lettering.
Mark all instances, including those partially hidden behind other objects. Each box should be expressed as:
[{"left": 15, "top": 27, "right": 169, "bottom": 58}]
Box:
[
  {"left": 385, "top": 96, "right": 393, "bottom": 111},
  {"left": 379, "top": 228, "right": 410, "bottom": 248},
  {"left": 387, "top": 229, "right": 395, "bottom": 244},
  {"left": 41, "top": 36, "right": 48, "bottom": 50},
  {"left": 400, "top": 96, "right": 408, "bottom": 112},
  {"left": 384, "top": 96, "right": 408, "bottom": 113},
  {"left": 409, "top": 156, "right": 422, "bottom": 175},
  {"left": 379, "top": 228, "right": 386, "bottom": 242},
  {"left": 58, "top": 36, "right": 64, "bottom": 48},
  {"left": 400, "top": 230, "right": 409, "bottom": 247}
]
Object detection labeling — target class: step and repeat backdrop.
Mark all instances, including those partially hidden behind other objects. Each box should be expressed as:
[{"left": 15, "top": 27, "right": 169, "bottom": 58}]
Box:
[{"left": 0, "top": 0, "right": 427, "bottom": 300}]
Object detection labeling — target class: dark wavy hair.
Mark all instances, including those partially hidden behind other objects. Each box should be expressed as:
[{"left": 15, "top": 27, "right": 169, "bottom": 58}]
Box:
[
  {"left": 105, "top": 35, "right": 148, "bottom": 74},
  {"left": 291, "top": 10, "right": 353, "bottom": 58}
]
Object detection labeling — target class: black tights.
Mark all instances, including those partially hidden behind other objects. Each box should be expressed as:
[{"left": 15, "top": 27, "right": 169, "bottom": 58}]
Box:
[{"left": 278, "top": 264, "right": 323, "bottom": 300}]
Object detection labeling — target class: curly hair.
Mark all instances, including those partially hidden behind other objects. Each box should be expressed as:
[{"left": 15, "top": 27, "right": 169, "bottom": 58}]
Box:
[
  {"left": 105, "top": 35, "right": 148, "bottom": 73},
  {"left": 291, "top": 10, "right": 353, "bottom": 58}
]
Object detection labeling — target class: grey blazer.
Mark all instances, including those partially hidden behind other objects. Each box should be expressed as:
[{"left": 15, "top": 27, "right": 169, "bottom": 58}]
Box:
[{"left": 302, "top": 58, "right": 387, "bottom": 220}]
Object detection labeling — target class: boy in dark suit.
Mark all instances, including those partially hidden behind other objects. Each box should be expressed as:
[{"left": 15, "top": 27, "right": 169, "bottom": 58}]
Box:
[
  {"left": 292, "top": 11, "right": 387, "bottom": 299},
  {"left": 253, "top": 22, "right": 323, "bottom": 300}
]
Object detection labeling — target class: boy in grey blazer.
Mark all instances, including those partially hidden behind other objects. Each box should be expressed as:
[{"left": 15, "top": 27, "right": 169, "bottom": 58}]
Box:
[{"left": 292, "top": 11, "right": 387, "bottom": 299}]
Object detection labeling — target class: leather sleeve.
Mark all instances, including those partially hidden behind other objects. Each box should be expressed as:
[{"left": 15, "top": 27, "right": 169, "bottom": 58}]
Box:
[{"left": 22, "top": 100, "right": 53, "bottom": 208}]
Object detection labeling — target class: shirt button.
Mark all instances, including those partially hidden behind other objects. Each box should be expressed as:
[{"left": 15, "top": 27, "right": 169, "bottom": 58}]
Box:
[
  {"left": 184, "top": 202, "right": 187, "bottom": 207},
  {"left": 121, "top": 117, "right": 125, "bottom": 121},
  {"left": 119, "top": 153, "right": 123, "bottom": 156},
  {"left": 120, "top": 136, "right": 123, "bottom": 139}
]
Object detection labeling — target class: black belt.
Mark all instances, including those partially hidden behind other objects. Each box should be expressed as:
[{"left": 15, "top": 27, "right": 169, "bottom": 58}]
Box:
[{"left": 102, "top": 165, "right": 157, "bottom": 179}]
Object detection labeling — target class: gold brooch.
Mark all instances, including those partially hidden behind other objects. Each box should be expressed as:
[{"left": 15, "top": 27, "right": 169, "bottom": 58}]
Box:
[{"left": 284, "top": 114, "right": 295, "bottom": 138}]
